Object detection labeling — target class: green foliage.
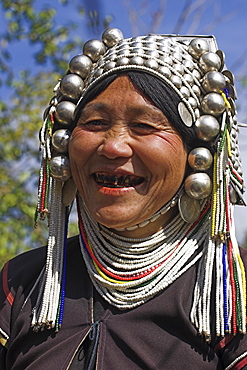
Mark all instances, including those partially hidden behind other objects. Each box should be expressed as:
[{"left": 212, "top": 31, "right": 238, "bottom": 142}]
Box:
[
  {"left": 0, "top": 0, "right": 83, "bottom": 86},
  {"left": 0, "top": 70, "right": 57, "bottom": 267},
  {"left": 0, "top": 0, "right": 95, "bottom": 267}
]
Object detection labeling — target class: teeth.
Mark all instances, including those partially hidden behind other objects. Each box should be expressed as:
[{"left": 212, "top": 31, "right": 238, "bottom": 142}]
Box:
[
  {"left": 94, "top": 173, "right": 143, "bottom": 187},
  {"left": 124, "top": 176, "right": 130, "bottom": 186}
]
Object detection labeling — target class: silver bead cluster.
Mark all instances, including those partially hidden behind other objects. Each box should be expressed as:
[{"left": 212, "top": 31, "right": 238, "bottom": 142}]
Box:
[
  {"left": 48, "top": 28, "right": 124, "bottom": 181},
  {"left": 44, "top": 27, "right": 243, "bottom": 205}
]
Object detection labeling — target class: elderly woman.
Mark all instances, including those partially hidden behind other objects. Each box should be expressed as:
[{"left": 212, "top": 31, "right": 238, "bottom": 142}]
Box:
[{"left": 0, "top": 28, "right": 247, "bottom": 369}]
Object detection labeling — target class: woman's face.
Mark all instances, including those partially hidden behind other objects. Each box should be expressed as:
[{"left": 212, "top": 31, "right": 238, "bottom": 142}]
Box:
[{"left": 69, "top": 75, "right": 187, "bottom": 237}]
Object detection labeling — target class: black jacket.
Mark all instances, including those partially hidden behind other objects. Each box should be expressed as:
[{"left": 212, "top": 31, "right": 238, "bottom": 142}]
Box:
[{"left": 1, "top": 235, "right": 247, "bottom": 369}]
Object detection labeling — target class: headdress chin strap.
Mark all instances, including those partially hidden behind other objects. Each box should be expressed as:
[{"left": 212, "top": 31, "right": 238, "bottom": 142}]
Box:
[{"left": 33, "top": 28, "right": 246, "bottom": 339}]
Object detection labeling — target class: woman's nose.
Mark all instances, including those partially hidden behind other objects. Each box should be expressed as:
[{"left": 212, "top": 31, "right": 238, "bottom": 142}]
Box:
[{"left": 97, "top": 129, "right": 133, "bottom": 159}]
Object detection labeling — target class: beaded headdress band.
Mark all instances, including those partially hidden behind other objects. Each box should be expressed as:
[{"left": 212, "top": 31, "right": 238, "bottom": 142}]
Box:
[{"left": 33, "top": 28, "right": 246, "bottom": 339}]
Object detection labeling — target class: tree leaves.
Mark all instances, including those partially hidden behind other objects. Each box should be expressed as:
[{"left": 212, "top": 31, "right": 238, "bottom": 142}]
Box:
[{"left": 0, "top": 0, "right": 87, "bottom": 267}]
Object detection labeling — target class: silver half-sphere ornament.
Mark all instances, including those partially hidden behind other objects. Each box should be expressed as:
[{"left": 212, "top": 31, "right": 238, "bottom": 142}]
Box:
[
  {"left": 69, "top": 54, "right": 92, "bottom": 79},
  {"left": 55, "top": 101, "right": 76, "bottom": 125},
  {"left": 83, "top": 39, "right": 106, "bottom": 62},
  {"left": 159, "top": 66, "right": 172, "bottom": 78},
  {"left": 52, "top": 129, "right": 71, "bottom": 153},
  {"left": 144, "top": 59, "right": 159, "bottom": 70},
  {"left": 62, "top": 177, "right": 77, "bottom": 206},
  {"left": 93, "top": 68, "right": 104, "bottom": 78},
  {"left": 104, "top": 61, "right": 116, "bottom": 71},
  {"left": 102, "top": 28, "right": 124, "bottom": 48},
  {"left": 185, "top": 172, "right": 212, "bottom": 199},
  {"left": 188, "top": 147, "right": 213, "bottom": 171},
  {"left": 201, "top": 92, "right": 225, "bottom": 116},
  {"left": 195, "top": 115, "right": 220, "bottom": 141},
  {"left": 49, "top": 155, "right": 71, "bottom": 181},
  {"left": 116, "top": 57, "right": 129, "bottom": 66},
  {"left": 129, "top": 56, "right": 144, "bottom": 65},
  {"left": 171, "top": 75, "right": 182, "bottom": 88},
  {"left": 178, "top": 192, "right": 201, "bottom": 223},
  {"left": 223, "top": 70, "right": 235, "bottom": 85},
  {"left": 60, "top": 74, "right": 84, "bottom": 101},
  {"left": 188, "top": 38, "right": 209, "bottom": 59},
  {"left": 216, "top": 50, "right": 225, "bottom": 71},
  {"left": 199, "top": 52, "right": 221, "bottom": 72},
  {"left": 183, "top": 59, "right": 194, "bottom": 71},
  {"left": 202, "top": 71, "right": 226, "bottom": 93}
]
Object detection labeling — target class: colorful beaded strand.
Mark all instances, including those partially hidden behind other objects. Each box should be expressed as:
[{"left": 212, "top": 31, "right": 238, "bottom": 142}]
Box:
[
  {"left": 222, "top": 242, "right": 229, "bottom": 332},
  {"left": 55, "top": 206, "right": 69, "bottom": 331}
]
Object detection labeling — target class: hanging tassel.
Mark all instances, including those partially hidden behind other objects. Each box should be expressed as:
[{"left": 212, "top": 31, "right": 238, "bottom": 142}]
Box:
[{"left": 32, "top": 179, "right": 68, "bottom": 331}]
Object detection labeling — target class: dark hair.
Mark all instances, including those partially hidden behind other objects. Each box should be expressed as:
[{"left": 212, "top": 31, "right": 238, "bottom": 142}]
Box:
[{"left": 74, "top": 70, "right": 198, "bottom": 149}]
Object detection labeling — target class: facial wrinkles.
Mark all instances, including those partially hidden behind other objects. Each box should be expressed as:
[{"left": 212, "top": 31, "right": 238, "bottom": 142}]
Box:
[{"left": 69, "top": 76, "right": 188, "bottom": 234}]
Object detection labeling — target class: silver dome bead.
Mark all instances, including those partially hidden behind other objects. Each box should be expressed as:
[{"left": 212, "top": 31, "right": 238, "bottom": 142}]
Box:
[
  {"left": 83, "top": 39, "right": 106, "bottom": 62},
  {"left": 55, "top": 101, "right": 76, "bottom": 125},
  {"left": 60, "top": 74, "right": 84, "bottom": 101},
  {"left": 180, "top": 86, "right": 190, "bottom": 99},
  {"left": 173, "top": 64, "right": 184, "bottom": 74},
  {"left": 69, "top": 54, "right": 92, "bottom": 79},
  {"left": 192, "top": 69, "right": 201, "bottom": 80},
  {"left": 49, "top": 155, "right": 71, "bottom": 182},
  {"left": 171, "top": 75, "right": 182, "bottom": 88},
  {"left": 145, "top": 42, "right": 157, "bottom": 49},
  {"left": 188, "top": 38, "right": 209, "bottom": 59},
  {"left": 172, "top": 52, "right": 182, "bottom": 61},
  {"left": 129, "top": 56, "right": 144, "bottom": 65},
  {"left": 173, "top": 46, "right": 181, "bottom": 53},
  {"left": 93, "top": 68, "right": 104, "bottom": 78},
  {"left": 194, "top": 108, "right": 200, "bottom": 119},
  {"left": 158, "top": 45, "right": 167, "bottom": 52},
  {"left": 97, "top": 57, "right": 105, "bottom": 67},
  {"left": 132, "top": 48, "right": 144, "bottom": 55},
  {"left": 146, "top": 49, "right": 159, "bottom": 58},
  {"left": 184, "top": 73, "right": 194, "bottom": 85},
  {"left": 160, "top": 55, "right": 173, "bottom": 65},
  {"left": 194, "top": 115, "right": 220, "bottom": 141},
  {"left": 144, "top": 36, "right": 156, "bottom": 42},
  {"left": 118, "top": 48, "right": 130, "bottom": 56},
  {"left": 202, "top": 71, "right": 226, "bottom": 93},
  {"left": 106, "top": 48, "right": 117, "bottom": 56},
  {"left": 104, "top": 61, "right": 116, "bottom": 71},
  {"left": 192, "top": 85, "right": 201, "bottom": 97},
  {"left": 185, "top": 172, "right": 212, "bottom": 199},
  {"left": 131, "top": 41, "right": 143, "bottom": 48},
  {"left": 144, "top": 59, "right": 159, "bottom": 70},
  {"left": 183, "top": 60, "right": 194, "bottom": 71},
  {"left": 159, "top": 66, "right": 172, "bottom": 78},
  {"left": 116, "top": 57, "right": 129, "bottom": 66},
  {"left": 118, "top": 40, "right": 128, "bottom": 48},
  {"left": 52, "top": 129, "right": 71, "bottom": 153},
  {"left": 132, "top": 36, "right": 142, "bottom": 43},
  {"left": 188, "top": 97, "right": 197, "bottom": 109},
  {"left": 105, "top": 52, "right": 117, "bottom": 60},
  {"left": 188, "top": 147, "right": 213, "bottom": 171},
  {"left": 102, "top": 28, "right": 124, "bottom": 48},
  {"left": 201, "top": 93, "right": 225, "bottom": 116},
  {"left": 199, "top": 52, "right": 221, "bottom": 72}
]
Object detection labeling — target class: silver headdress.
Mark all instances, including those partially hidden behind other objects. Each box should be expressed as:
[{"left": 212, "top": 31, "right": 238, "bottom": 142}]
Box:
[{"left": 34, "top": 28, "right": 245, "bottom": 339}]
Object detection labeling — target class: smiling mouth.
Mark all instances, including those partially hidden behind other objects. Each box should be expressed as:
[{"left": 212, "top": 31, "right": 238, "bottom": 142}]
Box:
[{"left": 94, "top": 173, "right": 145, "bottom": 188}]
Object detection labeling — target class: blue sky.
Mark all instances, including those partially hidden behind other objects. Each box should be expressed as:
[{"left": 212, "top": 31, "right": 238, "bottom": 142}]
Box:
[{"left": 1, "top": 0, "right": 247, "bottom": 240}]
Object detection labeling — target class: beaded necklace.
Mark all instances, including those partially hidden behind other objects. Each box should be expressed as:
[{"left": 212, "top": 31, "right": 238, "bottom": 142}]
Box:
[{"left": 77, "top": 195, "right": 210, "bottom": 309}]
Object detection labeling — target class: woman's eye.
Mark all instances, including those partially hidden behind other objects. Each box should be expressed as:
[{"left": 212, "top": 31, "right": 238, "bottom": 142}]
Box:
[
  {"left": 80, "top": 120, "right": 108, "bottom": 130},
  {"left": 132, "top": 122, "right": 157, "bottom": 133}
]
